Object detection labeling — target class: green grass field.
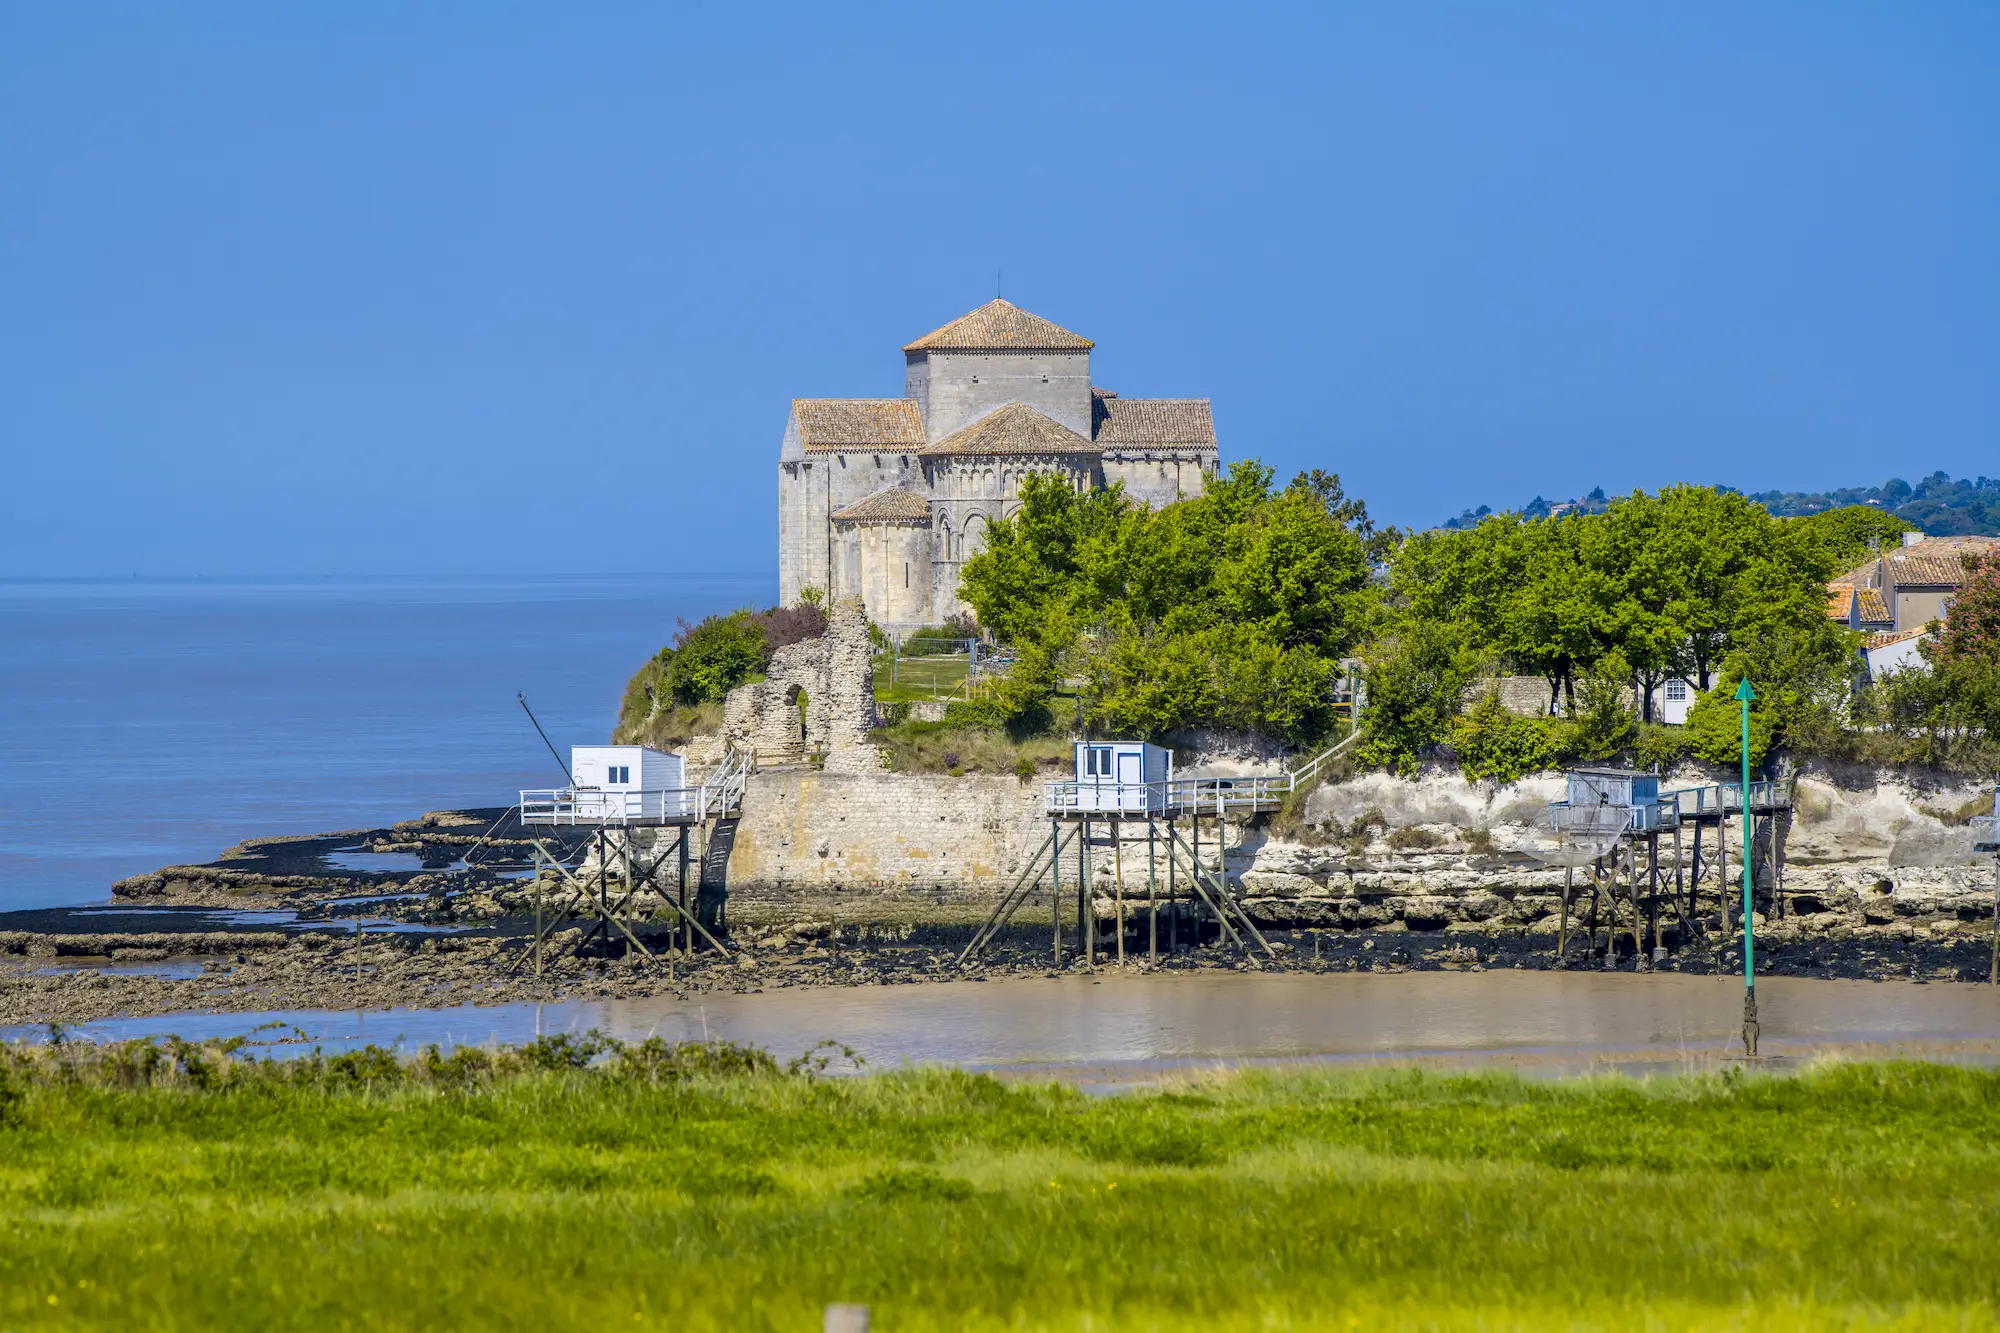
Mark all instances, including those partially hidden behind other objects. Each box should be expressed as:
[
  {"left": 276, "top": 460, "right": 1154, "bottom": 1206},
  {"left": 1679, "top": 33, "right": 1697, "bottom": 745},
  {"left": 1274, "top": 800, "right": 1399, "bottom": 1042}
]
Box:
[
  {"left": 2, "top": 1037, "right": 1996, "bottom": 1330},
  {"left": 872, "top": 652, "right": 971, "bottom": 703}
]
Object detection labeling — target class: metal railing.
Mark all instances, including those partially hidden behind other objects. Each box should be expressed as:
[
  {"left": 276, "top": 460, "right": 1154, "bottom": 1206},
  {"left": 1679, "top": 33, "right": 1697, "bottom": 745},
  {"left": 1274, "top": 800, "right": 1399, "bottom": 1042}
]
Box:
[
  {"left": 519, "top": 787, "right": 701, "bottom": 826},
  {"left": 1042, "top": 733, "right": 1359, "bottom": 817},
  {"left": 1546, "top": 800, "right": 1676, "bottom": 838},
  {"left": 1662, "top": 780, "right": 1793, "bottom": 818},
  {"left": 521, "top": 748, "right": 752, "bottom": 827},
  {"left": 1971, "top": 815, "right": 1999, "bottom": 852}
]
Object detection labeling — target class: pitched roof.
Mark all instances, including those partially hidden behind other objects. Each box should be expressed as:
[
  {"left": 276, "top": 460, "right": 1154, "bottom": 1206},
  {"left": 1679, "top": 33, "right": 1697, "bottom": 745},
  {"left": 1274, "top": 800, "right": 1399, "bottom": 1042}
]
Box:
[
  {"left": 830, "top": 487, "right": 931, "bottom": 523},
  {"left": 902, "top": 299, "right": 1093, "bottom": 353},
  {"left": 920, "top": 402, "right": 1097, "bottom": 457},
  {"left": 1885, "top": 552, "right": 1971, "bottom": 588},
  {"left": 790, "top": 399, "right": 926, "bottom": 453},
  {"left": 1855, "top": 588, "right": 1892, "bottom": 625},
  {"left": 1835, "top": 560, "right": 1879, "bottom": 588},
  {"left": 1868, "top": 629, "right": 1926, "bottom": 650},
  {"left": 1091, "top": 393, "right": 1216, "bottom": 449},
  {"left": 1825, "top": 583, "right": 1855, "bottom": 620}
]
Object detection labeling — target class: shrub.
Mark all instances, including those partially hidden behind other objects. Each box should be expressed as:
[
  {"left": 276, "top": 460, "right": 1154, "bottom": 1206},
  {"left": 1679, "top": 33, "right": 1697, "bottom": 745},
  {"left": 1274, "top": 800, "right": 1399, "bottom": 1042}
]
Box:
[
  {"left": 666, "top": 611, "right": 773, "bottom": 705},
  {"left": 1387, "top": 826, "right": 1443, "bottom": 851},
  {"left": 1568, "top": 651, "right": 1639, "bottom": 762},
  {"left": 1632, "top": 725, "right": 1693, "bottom": 773},
  {"left": 754, "top": 603, "right": 828, "bottom": 654},
  {"left": 1451, "top": 690, "right": 1570, "bottom": 783}
]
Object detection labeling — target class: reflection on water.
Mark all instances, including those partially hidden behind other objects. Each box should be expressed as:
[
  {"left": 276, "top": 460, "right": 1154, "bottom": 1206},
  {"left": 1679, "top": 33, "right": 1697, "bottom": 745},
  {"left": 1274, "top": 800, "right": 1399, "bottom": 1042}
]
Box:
[{"left": 9, "top": 972, "right": 2000, "bottom": 1079}]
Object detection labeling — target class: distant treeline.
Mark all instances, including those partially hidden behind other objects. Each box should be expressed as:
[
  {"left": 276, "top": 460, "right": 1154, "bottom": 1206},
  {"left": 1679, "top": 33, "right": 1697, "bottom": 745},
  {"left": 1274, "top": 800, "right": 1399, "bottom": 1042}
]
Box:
[{"left": 1444, "top": 471, "right": 2000, "bottom": 537}]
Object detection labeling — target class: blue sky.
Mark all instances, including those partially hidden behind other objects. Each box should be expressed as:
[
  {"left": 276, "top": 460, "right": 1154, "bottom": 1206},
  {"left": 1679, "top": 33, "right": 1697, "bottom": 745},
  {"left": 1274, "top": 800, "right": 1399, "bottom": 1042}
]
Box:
[{"left": 2, "top": 2, "right": 1993, "bottom": 582}]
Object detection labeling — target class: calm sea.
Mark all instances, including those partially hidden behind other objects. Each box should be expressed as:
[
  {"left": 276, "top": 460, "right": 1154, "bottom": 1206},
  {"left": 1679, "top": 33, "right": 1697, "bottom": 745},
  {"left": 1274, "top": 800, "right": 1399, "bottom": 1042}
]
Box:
[{"left": 0, "top": 575, "right": 766, "bottom": 912}]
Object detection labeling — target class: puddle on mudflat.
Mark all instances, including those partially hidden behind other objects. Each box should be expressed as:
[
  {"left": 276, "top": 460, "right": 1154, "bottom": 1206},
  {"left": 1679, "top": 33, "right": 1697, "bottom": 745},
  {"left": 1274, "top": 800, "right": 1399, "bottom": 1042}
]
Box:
[
  {"left": 325, "top": 850, "right": 427, "bottom": 873},
  {"left": 6, "top": 958, "right": 207, "bottom": 981},
  {"left": 8, "top": 971, "right": 2000, "bottom": 1082}
]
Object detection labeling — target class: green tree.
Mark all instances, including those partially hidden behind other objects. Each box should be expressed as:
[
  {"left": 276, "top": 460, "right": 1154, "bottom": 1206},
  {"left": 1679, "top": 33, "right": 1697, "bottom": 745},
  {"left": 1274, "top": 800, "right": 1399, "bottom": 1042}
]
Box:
[{"left": 1357, "top": 620, "right": 1486, "bottom": 773}]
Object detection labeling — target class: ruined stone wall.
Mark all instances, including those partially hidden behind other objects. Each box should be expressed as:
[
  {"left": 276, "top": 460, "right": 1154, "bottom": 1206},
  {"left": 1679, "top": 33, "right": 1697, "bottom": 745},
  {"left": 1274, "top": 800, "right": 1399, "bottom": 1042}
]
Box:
[
  {"left": 712, "top": 595, "right": 881, "bottom": 771},
  {"left": 723, "top": 768, "right": 1045, "bottom": 916}
]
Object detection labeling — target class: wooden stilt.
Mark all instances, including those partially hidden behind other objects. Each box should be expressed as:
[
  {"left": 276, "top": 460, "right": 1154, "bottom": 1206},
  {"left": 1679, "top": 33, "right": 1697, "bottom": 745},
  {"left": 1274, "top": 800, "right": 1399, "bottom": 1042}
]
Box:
[
  {"left": 1080, "top": 816, "right": 1092, "bottom": 968},
  {"left": 1146, "top": 816, "right": 1158, "bottom": 964},
  {"left": 1558, "top": 866, "right": 1571, "bottom": 964},
  {"left": 1191, "top": 813, "right": 1202, "bottom": 948},
  {"left": 1629, "top": 840, "right": 1643, "bottom": 969},
  {"left": 1587, "top": 857, "right": 1601, "bottom": 964},
  {"left": 1646, "top": 834, "right": 1660, "bottom": 966},
  {"left": 1719, "top": 808, "right": 1731, "bottom": 952},
  {"left": 1051, "top": 823, "right": 1063, "bottom": 967},
  {"left": 1113, "top": 817, "right": 1126, "bottom": 967},
  {"left": 1167, "top": 814, "right": 1178, "bottom": 954}
]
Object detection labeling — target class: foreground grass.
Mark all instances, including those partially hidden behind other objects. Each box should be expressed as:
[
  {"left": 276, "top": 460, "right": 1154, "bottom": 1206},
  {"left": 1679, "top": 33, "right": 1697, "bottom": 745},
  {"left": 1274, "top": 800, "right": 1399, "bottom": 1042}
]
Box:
[{"left": 1, "top": 1038, "right": 1997, "bottom": 1330}]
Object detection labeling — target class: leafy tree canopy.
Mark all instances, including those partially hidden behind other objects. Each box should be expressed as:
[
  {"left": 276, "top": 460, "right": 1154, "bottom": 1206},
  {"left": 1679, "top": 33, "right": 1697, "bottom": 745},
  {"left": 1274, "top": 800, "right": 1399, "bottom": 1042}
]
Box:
[{"left": 958, "top": 462, "right": 1382, "bottom": 744}]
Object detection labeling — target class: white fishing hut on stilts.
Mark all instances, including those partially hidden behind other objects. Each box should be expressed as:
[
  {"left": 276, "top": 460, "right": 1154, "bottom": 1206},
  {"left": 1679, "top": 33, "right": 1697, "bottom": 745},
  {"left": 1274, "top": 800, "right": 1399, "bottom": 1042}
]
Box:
[
  {"left": 959, "top": 737, "right": 1358, "bottom": 968},
  {"left": 515, "top": 744, "right": 750, "bottom": 982}
]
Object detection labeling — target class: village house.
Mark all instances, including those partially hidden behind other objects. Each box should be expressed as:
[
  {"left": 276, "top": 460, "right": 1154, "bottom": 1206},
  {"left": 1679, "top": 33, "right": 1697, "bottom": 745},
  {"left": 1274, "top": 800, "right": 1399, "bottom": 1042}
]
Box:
[
  {"left": 1832, "top": 532, "right": 2000, "bottom": 634},
  {"left": 775, "top": 299, "right": 1220, "bottom": 630}
]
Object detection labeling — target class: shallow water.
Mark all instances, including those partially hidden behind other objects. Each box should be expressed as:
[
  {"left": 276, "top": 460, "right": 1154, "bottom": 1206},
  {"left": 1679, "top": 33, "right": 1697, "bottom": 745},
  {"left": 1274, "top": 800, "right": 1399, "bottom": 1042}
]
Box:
[
  {"left": 0, "top": 575, "right": 763, "bottom": 911},
  {"left": 11, "top": 971, "right": 2000, "bottom": 1081}
]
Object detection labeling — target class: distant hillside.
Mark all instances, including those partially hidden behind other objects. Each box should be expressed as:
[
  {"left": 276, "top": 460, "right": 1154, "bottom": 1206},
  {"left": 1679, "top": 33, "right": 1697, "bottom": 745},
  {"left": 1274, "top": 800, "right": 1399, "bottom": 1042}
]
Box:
[{"left": 1440, "top": 471, "right": 2000, "bottom": 536}]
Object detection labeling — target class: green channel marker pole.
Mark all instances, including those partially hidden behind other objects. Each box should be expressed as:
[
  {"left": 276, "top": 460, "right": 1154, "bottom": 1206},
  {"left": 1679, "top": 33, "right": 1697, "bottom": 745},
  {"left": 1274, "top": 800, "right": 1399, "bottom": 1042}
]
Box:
[{"left": 1737, "top": 677, "right": 1760, "bottom": 1058}]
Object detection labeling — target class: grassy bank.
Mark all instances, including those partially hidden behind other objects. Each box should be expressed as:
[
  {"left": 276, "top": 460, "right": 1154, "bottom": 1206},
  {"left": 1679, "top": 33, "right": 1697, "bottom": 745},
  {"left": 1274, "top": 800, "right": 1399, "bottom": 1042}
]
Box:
[{"left": 1, "top": 1039, "right": 1996, "bottom": 1330}]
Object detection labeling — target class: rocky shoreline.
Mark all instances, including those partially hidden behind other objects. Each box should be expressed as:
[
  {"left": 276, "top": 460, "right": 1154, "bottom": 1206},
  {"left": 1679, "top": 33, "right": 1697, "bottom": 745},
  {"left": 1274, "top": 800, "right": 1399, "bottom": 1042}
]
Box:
[
  {"left": 6, "top": 915, "right": 1998, "bottom": 1029},
  {"left": 8, "top": 758, "right": 2000, "bottom": 1030}
]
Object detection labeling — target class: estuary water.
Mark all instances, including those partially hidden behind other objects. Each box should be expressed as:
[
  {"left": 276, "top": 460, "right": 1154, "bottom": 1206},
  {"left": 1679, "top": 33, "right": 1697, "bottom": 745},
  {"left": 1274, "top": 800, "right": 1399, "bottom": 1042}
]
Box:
[
  {"left": 0, "top": 575, "right": 764, "bottom": 912},
  {"left": 12, "top": 971, "right": 2000, "bottom": 1080}
]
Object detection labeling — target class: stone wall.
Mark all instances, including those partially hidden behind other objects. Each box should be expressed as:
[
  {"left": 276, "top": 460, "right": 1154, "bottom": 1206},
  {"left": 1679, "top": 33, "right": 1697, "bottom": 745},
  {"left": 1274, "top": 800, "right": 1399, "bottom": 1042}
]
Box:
[
  {"left": 721, "top": 768, "right": 1046, "bottom": 917},
  {"left": 713, "top": 596, "right": 881, "bottom": 771}
]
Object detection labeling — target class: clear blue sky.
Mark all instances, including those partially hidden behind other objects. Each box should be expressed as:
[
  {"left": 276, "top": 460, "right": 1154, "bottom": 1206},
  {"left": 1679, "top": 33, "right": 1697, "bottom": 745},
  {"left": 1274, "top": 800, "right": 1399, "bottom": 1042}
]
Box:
[{"left": 2, "top": 3, "right": 1993, "bottom": 582}]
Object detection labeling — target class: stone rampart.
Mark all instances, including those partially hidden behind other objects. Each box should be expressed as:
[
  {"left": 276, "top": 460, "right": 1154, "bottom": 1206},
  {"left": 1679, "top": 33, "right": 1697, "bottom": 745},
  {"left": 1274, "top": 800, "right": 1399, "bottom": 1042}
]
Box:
[{"left": 722, "top": 769, "right": 1045, "bottom": 918}]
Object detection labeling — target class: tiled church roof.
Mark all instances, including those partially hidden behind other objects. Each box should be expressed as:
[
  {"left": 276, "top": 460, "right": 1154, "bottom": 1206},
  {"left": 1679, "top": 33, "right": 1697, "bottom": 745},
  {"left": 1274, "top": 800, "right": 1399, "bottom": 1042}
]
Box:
[
  {"left": 920, "top": 402, "right": 1098, "bottom": 457},
  {"left": 902, "top": 299, "right": 1094, "bottom": 352},
  {"left": 830, "top": 488, "right": 932, "bottom": 523},
  {"left": 790, "top": 399, "right": 927, "bottom": 453},
  {"left": 1090, "top": 390, "right": 1216, "bottom": 449}
]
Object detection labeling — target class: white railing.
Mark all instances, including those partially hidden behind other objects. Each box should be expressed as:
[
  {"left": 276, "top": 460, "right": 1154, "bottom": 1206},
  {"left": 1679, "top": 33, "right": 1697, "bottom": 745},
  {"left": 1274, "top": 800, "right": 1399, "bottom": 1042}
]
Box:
[
  {"left": 520, "top": 787, "right": 701, "bottom": 826},
  {"left": 1971, "top": 815, "right": 1999, "bottom": 852},
  {"left": 1044, "top": 776, "right": 1292, "bottom": 815},
  {"left": 1042, "top": 734, "right": 1359, "bottom": 817},
  {"left": 519, "top": 748, "right": 754, "bottom": 827},
  {"left": 698, "top": 748, "right": 752, "bottom": 817},
  {"left": 1661, "top": 781, "right": 1793, "bottom": 818},
  {"left": 1547, "top": 800, "right": 1676, "bottom": 838}
]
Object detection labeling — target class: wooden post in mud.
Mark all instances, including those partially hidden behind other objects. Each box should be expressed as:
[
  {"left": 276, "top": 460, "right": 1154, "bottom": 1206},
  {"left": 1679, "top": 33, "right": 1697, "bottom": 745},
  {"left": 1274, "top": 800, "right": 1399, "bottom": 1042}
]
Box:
[
  {"left": 1990, "top": 853, "right": 1998, "bottom": 986},
  {"left": 1079, "top": 817, "right": 1093, "bottom": 969},
  {"left": 1051, "top": 822, "right": 1064, "bottom": 967},
  {"left": 1672, "top": 819, "right": 1685, "bottom": 944},
  {"left": 1624, "top": 840, "right": 1640, "bottom": 964},
  {"left": 1113, "top": 819, "right": 1126, "bottom": 967},
  {"left": 1191, "top": 813, "right": 1202, "bottom": 948},
  {"left": 1166, "top": 813, "right": 1178, "bottom": 955},
  {"left": 1558, "top": 866, "right": 1571, "bottom": 964},
  {"left": 1647, "top": 834, "right": 1661, "bottom": 965},
  {"left": 1146, "top": 816, "right": 1158, "bottom": 964},
  {"left": 678, "top": 827, "right": 691, "bottom": 960},
  {"left": 1718, "top": 807, "right": 1731, "bottom": 952},
  {"left": 1586, "top": 857, "right": 1601, "bottom": 964}
]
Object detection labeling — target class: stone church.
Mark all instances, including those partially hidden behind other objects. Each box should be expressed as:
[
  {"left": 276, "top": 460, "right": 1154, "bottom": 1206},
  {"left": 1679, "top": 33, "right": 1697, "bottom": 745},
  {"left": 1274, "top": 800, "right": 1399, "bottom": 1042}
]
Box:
[{"left": 777, "top": 299, "right": 1220, "bottom": 630}]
